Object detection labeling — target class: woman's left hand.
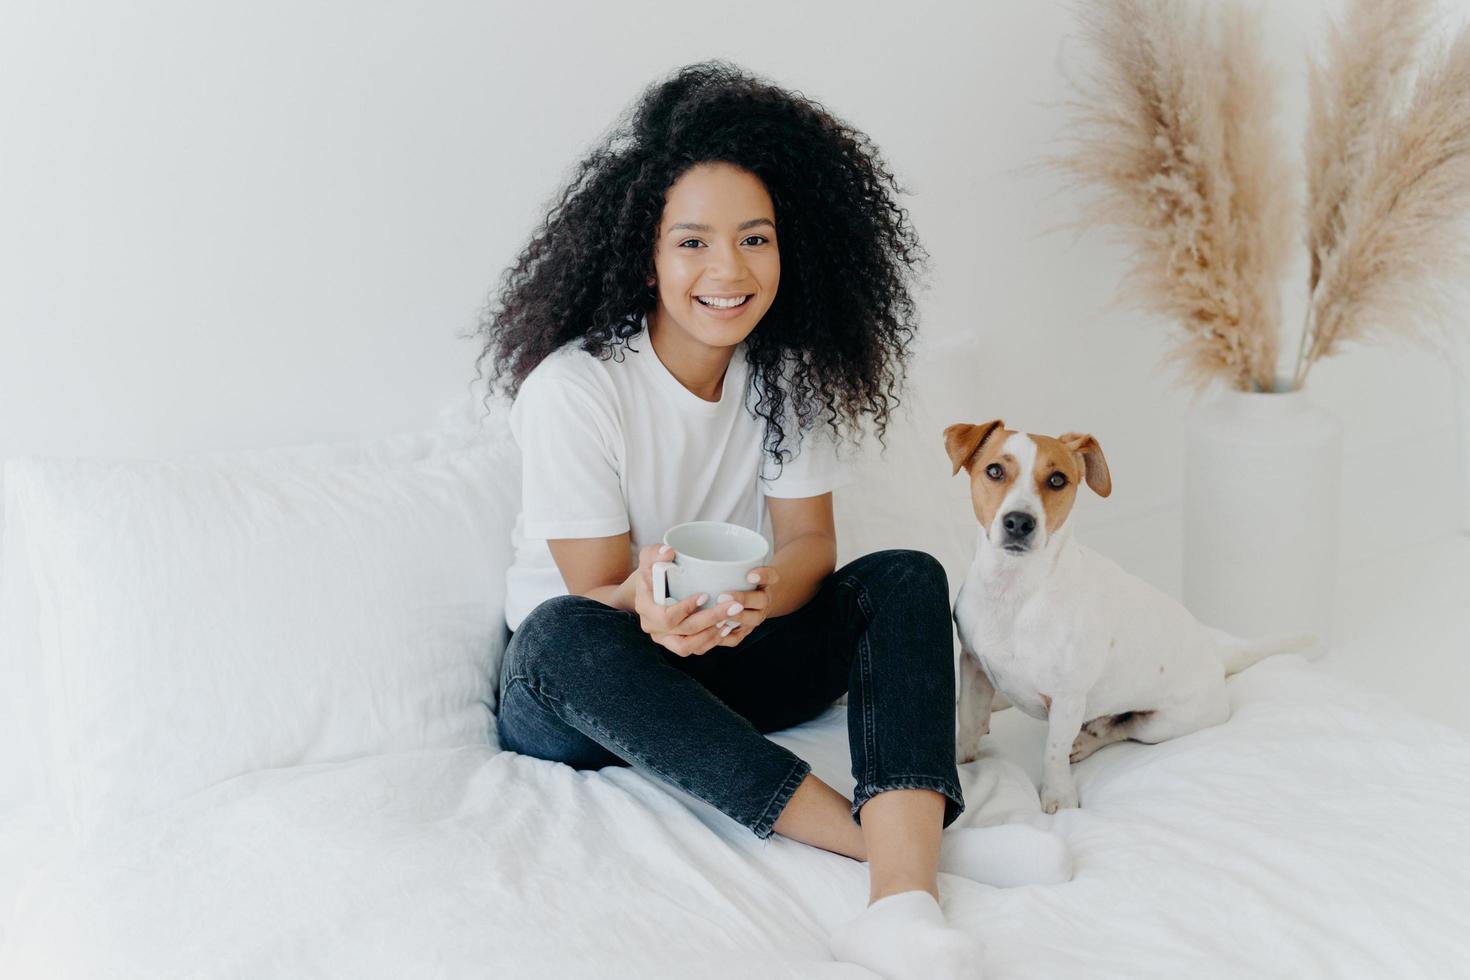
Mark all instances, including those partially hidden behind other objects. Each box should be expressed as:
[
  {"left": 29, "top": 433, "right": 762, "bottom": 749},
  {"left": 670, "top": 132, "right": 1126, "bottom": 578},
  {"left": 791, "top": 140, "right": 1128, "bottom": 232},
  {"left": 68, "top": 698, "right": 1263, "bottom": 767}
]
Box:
[{"left": 713, "top": 566, "right": 780, "bottom": 647}]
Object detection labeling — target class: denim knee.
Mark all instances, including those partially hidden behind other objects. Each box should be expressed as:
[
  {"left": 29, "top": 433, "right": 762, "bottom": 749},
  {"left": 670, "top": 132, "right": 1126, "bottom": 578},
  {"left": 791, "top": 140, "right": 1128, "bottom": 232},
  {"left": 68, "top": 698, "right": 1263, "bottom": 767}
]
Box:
[
  {"left": 847, "top": 549, "right": 951, "bottom": 650},
  {"left": 877, "top": 548, "right": 949, "bottom": 598},
  {"left": 501, "top": 593, "right": 626, "bottom": 691}
]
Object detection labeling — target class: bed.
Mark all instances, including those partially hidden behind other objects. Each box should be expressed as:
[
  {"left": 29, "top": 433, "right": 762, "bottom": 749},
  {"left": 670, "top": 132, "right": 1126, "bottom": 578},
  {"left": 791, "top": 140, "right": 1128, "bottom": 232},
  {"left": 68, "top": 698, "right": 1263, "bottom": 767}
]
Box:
[
  {"left": 3, "top": 656, "right": 1469, "bottom": 978},
  {"left": 3, "top": 355, "right": 1469, "bottom": 978}
]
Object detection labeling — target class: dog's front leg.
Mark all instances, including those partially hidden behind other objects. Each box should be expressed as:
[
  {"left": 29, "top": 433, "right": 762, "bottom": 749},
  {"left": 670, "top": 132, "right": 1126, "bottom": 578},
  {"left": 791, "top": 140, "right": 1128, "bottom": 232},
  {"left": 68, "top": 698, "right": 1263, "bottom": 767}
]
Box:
[
  {"left": 1040, "top": 695, "right": 1086, "bottom": 813},
  {"left": 955, "top": 650, "right": 994, "bottom": 764}
]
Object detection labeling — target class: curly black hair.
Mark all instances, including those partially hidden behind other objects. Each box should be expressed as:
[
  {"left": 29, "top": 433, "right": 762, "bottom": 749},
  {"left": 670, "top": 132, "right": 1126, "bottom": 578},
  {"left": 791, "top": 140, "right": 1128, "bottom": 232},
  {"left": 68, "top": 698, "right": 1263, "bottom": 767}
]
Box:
[{"left": 470, "top": 59, "right": 929, "bottom": 465}]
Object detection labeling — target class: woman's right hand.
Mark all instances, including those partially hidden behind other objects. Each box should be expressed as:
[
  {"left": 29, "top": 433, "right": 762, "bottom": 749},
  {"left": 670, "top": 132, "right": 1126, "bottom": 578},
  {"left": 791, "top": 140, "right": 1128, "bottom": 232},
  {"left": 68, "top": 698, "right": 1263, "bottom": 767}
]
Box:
[{"left": 630, "top": 543, "right": 742, "bottom": 657}]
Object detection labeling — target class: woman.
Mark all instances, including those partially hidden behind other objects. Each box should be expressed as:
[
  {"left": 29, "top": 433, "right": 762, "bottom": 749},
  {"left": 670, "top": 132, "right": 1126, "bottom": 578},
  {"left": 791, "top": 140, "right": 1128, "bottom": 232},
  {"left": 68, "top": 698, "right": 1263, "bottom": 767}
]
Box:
[{"left": 473, "top": 61, "right": 1070, "bottom": 980}]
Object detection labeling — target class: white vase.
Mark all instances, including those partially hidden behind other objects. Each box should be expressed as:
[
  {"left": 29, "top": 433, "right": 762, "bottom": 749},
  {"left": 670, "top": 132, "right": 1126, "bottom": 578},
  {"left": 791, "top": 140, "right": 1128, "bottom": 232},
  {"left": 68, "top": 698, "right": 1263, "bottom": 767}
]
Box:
[{"left": 1182, "top": 388, "right": 1343, "bottom": 649}]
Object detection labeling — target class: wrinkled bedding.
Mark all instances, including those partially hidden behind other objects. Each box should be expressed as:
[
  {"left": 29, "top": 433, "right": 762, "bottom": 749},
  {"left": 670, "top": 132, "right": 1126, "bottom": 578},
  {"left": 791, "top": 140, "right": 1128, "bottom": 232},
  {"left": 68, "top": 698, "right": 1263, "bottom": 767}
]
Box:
[{"left": 3, "top": 655, "right": 1468, "bottom": 979}]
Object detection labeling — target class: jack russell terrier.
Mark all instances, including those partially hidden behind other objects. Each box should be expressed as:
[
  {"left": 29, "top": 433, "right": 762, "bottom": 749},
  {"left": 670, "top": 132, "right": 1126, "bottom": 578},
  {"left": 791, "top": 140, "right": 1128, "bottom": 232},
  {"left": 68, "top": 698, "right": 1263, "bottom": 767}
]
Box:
[{"left": 945, "top": 419, "right": 1318, "bottom": 814}]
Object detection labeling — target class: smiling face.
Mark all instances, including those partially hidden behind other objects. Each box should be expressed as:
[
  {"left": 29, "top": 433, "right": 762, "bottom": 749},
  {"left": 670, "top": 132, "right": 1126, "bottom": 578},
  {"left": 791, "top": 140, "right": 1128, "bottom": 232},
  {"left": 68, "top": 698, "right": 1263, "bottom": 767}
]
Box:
[
  {"left": 648, "top": 161, "right": 780, "bottom": 353},
  {"left": 944, "top": 420, "right": 1112, "bottom": 556}
]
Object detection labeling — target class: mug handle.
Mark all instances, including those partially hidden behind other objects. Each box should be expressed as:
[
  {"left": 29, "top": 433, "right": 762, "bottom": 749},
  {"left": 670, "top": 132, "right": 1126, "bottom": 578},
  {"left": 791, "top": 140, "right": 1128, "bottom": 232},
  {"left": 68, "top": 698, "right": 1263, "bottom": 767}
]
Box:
[{"left": 651, "top": 561, "right": 676, "bottom": 606}]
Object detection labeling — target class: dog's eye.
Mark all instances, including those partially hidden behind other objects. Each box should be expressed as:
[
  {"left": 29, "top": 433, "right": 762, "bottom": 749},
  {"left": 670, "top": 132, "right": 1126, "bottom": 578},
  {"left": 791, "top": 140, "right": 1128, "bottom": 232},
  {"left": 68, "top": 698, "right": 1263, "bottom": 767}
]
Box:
[
  {"left": 985, "top": 463, "right": 1004, "bottom": 480},
  {"left": 1048, "top": 473, "right": 1068, "bottom": 489}
]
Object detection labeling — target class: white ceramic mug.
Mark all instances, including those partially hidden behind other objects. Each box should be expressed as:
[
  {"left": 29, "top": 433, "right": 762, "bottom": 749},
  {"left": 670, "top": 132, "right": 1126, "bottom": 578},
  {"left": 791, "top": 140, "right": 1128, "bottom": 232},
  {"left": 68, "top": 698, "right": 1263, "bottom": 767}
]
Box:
[{"left": 652, "top": 521, "right": 770, "bottom": 611}]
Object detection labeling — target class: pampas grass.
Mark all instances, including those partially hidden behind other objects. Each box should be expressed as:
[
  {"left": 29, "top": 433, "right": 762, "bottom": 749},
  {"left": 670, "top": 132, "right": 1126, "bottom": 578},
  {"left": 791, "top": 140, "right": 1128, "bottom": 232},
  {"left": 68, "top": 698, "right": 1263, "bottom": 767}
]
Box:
[
  {"left": 1297, "top": 5, "right": 1470, "bottom": 387},
  {"left": 1302, "top": 0, "right": 1430, "bottom": 300},
  {"left": 1052, "top": 0, "right": 1470, "bottom": 394},
  {"left": 1049, "top": 0, "right": 1292, "bottom": 392}
]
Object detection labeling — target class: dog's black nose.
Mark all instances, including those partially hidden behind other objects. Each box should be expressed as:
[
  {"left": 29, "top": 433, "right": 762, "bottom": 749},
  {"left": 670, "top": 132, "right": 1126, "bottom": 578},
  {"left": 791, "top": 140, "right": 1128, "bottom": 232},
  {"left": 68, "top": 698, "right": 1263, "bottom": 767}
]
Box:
[{"left": 1003, "top": 511, "right": 1036, "bottom": 538}]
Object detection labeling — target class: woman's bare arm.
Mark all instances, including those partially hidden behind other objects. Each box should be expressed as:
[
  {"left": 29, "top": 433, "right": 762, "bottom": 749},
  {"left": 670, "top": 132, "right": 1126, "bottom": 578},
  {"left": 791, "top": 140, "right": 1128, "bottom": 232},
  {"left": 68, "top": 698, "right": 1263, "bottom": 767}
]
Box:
[
  {"left": 762, "top": 493, "right": 838, "bottom": 619},
  {"left": 548, "top": 533, "right": 637, "bottom": 610}
]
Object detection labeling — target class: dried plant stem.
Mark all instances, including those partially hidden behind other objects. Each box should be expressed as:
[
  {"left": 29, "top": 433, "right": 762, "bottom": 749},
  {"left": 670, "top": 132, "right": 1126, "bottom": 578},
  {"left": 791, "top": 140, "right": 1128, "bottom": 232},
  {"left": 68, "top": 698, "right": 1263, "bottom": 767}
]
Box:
[
  {"left": 1052, "top": 0, "right": 1470, "bottom": 393},
  {"left": 1291, "top": 295, "right": 1315, "bottom": 390},
  {"left": 1295, "top": 0, "right": 1432, "bottom": 390},
  {"left": 1302, "top": 21, "right": 1470, "bottom": 386},
  {"left": 1049, "top": 0, "right": 1291, "bottom": 394}
]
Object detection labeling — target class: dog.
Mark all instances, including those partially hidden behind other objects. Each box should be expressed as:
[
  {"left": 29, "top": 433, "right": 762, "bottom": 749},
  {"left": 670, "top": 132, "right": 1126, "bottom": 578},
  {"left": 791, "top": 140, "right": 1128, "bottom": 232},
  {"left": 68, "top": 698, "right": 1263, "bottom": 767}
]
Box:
[{"left": 945, "top": 419, "right": 1318, "bottom": 813}]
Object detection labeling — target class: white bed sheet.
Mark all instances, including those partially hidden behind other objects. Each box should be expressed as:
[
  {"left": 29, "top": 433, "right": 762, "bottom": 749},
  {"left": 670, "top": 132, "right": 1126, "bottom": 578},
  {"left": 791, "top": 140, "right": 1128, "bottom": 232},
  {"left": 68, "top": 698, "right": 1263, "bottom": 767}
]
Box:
[{"left": 2, "top": 655, "right": 1468, "bottom": 979}]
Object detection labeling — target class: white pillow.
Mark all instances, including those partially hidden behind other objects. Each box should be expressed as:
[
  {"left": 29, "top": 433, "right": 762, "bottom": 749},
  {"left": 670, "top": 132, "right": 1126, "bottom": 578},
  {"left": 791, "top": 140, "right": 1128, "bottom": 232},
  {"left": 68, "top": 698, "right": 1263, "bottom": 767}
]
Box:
[
  {"left": 1, "top": 420, "right": 503, "bottom": 822},
  {"left": 6, "top": 429, "right": 519, "bottom": 845}
]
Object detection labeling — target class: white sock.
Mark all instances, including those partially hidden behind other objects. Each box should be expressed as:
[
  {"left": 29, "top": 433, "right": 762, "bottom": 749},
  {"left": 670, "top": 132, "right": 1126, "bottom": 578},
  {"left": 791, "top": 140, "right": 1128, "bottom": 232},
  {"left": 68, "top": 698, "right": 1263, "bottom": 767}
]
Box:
[
  {"left": 938, "top": 823, "right": 1074, "bottom": 888},
  {"left": 828, "top": 889, "right": 983, "bottom": 980}
]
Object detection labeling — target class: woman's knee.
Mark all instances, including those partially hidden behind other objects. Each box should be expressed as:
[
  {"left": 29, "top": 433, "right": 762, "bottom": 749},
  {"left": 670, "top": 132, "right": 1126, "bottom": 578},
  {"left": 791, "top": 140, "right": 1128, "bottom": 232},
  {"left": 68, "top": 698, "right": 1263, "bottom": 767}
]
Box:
[
  {"left": 856, "top": 548, "right": 949, "bottom": 599},
  {"left": 503, "top": 594, "right": 633, "bottom": 687},
  {"left": 842, "top": 550, "right": 953, "bottom": 668}
]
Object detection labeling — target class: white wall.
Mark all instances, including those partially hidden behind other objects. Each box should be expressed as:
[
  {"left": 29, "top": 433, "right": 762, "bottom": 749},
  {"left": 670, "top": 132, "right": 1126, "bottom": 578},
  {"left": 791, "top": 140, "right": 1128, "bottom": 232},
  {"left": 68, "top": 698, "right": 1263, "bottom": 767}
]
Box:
[
  {"left": 1, "top": 1, "right": 1466, "bottom": 591},
  {"left": 3, "top": 0, "right": 1470, "bottom": 824}
]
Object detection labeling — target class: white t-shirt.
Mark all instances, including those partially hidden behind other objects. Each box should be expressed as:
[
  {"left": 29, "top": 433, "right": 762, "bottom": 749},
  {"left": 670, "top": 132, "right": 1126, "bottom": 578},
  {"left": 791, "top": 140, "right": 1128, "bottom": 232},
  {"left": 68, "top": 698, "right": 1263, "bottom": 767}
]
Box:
[{"left": 503, "top": 313, "right": 852, "bottom": 630}]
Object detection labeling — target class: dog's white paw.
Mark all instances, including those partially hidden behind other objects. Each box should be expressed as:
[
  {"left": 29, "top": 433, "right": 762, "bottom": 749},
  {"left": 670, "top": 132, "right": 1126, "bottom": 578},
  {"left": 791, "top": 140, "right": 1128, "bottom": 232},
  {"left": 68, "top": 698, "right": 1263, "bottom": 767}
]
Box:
[
  {"left": 1040, "top": 782, "right": 1078, "bottom": 814},
  {"left": 955, "top": 740, "right": 981, "bottom": 765}
]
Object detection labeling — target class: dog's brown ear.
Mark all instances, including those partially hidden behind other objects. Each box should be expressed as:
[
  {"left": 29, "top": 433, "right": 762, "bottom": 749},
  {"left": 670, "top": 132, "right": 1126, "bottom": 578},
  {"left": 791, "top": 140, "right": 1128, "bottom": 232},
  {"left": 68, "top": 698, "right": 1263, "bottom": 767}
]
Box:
[
  {"left": 943, "top": 420, "right": 1005, "bottom": 476},
  {"left": 1059, "top": 431, "right": 1111, "bottom": 497}
]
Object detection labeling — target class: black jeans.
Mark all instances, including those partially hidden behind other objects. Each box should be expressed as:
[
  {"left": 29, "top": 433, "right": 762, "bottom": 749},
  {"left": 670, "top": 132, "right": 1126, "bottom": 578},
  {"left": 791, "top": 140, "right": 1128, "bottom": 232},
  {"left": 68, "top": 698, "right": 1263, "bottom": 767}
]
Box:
[{"left": 495, "top": 549, "right": 963, "bottom": 839}]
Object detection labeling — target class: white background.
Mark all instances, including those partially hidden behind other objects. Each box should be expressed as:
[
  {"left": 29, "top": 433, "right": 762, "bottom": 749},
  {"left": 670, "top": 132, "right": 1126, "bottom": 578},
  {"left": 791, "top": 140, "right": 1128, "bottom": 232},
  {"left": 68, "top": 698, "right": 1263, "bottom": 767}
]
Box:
[{"left": 2, "top": 0, "right": 1468, "bottom": 785}]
